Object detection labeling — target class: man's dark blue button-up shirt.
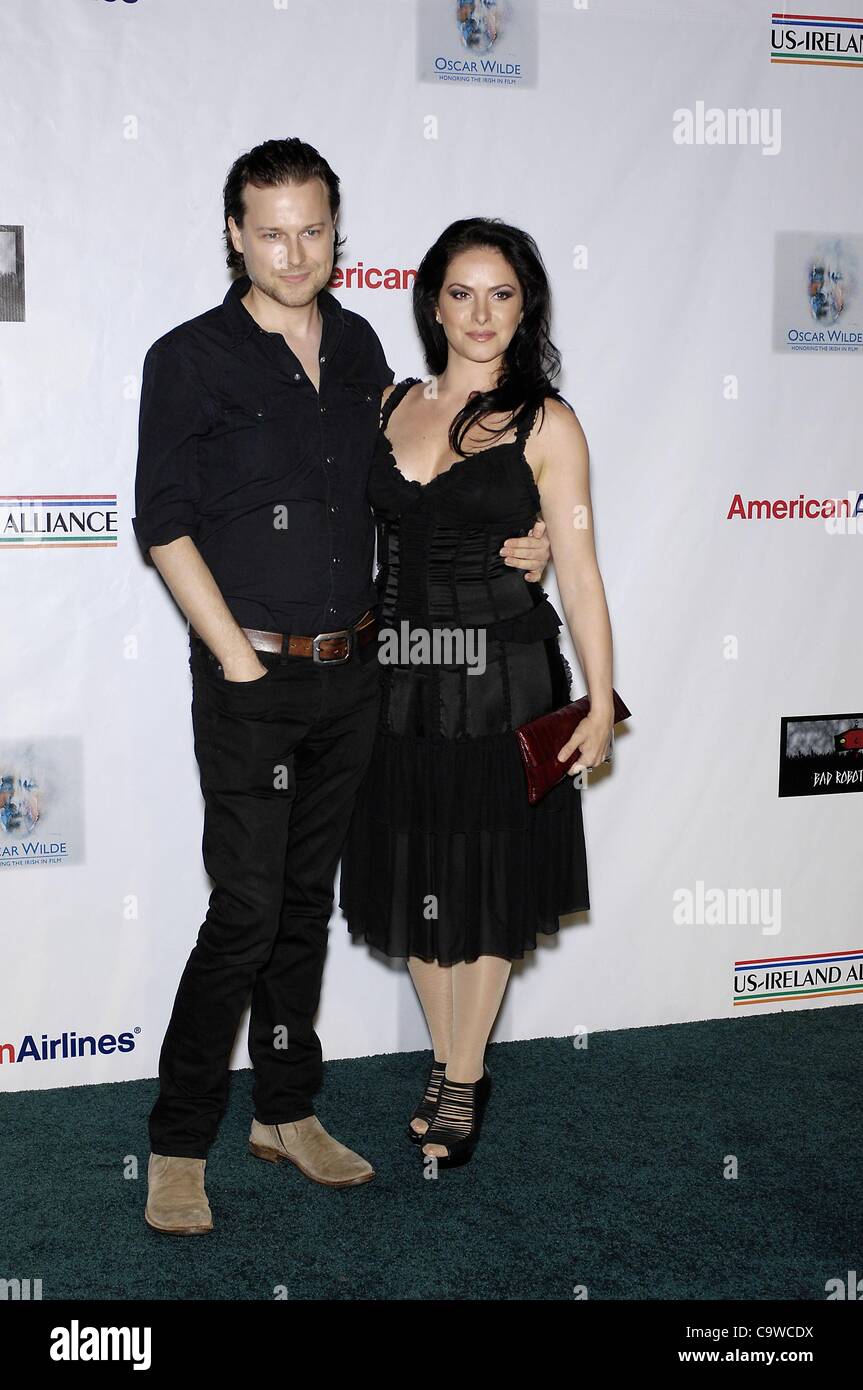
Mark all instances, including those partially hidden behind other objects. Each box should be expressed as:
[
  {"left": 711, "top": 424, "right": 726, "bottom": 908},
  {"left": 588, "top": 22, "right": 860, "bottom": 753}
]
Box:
[{"left": 132, "top": 273, "right": 395, "bottom": 633}]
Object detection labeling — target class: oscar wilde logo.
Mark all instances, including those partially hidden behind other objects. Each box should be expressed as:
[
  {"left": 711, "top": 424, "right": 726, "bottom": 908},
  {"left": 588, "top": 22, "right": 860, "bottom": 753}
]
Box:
[
  {"left": 0, "top": 1027, "right": 139, "bottom": 1064},
  {"left": 0, "top": 739, "right": 83, "bottom": 868},
  {"left": 0, "top": 495, "right": 118, "bottom": 547},
  {"left": 773, "top": 233, "right": 862, "bottom": 353},
  {"left": 771, "top": 11, "right": 863, "bottom": 68},
  {"left": 418, "top": 0, "right": 536, "bottom": 87}
]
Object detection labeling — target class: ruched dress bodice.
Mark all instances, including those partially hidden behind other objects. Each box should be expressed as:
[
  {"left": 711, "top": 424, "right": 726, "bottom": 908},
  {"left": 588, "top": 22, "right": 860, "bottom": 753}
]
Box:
[{"left": 372, "top": 436, "right": 564, "bottom": 637}]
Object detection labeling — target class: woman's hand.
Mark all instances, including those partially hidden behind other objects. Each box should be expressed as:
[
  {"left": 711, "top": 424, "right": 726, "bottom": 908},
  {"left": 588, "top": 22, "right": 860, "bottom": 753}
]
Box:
[{"left": 557, "top": 708, "right": 615, "bottom": 776}]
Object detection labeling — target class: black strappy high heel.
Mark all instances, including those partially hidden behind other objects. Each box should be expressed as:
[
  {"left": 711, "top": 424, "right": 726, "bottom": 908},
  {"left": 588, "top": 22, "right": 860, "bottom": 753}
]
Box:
[
  {"left": 419, "top": 1065, "right": 491, "bottom": 1167},
  {"left": 407, "top": 1057, "right": 447, "bottom": 1143}
]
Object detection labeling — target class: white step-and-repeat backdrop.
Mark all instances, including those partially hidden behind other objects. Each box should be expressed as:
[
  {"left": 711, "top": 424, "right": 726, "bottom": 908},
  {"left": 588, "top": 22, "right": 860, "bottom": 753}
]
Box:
[{"left": 2, "top": 0, "right": 861, "bottom": 1092}]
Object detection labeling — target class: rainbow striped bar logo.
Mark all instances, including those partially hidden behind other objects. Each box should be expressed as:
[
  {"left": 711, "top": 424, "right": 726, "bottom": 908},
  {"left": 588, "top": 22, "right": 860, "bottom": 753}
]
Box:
[
  {"left": 734, "top": 949, "right": 863, "bottom": 1004},
  {"left": 771, "top": 12, "right": 863, "bottom": 66},
  {"left": 0, "top": 496, "right": 118, "bottom": 547}
]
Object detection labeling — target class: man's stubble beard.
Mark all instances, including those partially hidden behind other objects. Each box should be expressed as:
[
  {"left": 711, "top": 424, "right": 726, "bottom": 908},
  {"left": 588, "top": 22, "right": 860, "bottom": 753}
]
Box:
[{"left": 248, "top": 261, "right": 333, "bottom": 309}]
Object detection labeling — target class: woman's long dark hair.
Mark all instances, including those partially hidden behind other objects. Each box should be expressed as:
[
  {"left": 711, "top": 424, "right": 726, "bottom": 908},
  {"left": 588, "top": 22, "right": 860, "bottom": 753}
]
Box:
[{"left": 412, "top": 218, "right": 569, "bottom": 456}]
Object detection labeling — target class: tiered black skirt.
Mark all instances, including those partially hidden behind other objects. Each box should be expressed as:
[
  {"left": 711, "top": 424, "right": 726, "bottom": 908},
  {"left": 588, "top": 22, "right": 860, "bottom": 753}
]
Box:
[{"left": 339, "top": 630, "right": 590, "bottom": 964}]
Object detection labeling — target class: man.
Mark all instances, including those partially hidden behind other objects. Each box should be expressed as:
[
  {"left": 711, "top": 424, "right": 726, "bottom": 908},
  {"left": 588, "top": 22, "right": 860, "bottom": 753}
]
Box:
[{"left": 132, "top": 138, "right": 550, "bottom": 1235}]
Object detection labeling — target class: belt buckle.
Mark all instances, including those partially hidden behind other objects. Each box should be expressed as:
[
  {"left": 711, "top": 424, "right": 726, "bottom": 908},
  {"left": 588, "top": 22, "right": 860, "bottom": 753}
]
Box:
[{"left": 312, "top": 628, "right": 352, "bottom": 663}]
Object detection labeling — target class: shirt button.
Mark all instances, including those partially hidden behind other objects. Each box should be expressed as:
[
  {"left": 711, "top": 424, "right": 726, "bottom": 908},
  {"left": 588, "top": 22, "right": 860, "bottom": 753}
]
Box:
[
  {"left": 325, "top": 455, "right": 333, "bottom": 464},
  {"left": 293, "top": 372, "right": 302, "bottom": 381},
  {"left": 319, "top": 355, "right": 326, "bottom": 364},
  {"left": 330, "top": 504, "right": 340, "bottom": 514},
  {"left": 320, "top": 404, "right": 327, "bottom": 413},
  {"left": 255, "top": 408, "right": 264, "bottom": 417},
  {"left": 333, "top": 556, "right": 341, "bottom": 564}
]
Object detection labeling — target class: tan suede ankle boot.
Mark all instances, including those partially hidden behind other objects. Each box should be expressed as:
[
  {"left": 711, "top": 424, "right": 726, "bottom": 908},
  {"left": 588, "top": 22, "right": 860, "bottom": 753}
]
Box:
[
  {"left": 249, "top": 1116, "right": 374, "bottom": 1187},
  {"left": 144, "top": 1153, "right": 214, "bottom": 1235}
]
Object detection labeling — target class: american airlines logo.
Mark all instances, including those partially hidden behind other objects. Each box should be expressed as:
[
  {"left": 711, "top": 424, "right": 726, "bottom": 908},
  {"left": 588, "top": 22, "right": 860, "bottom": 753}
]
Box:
[
  {"left": 328, "top": 262, "right": 417, "bottom": 291},
  {"left": 0, "top": 1027, "right": 139, "bottom": 1063},
  {"left": 727, "top": 490, "right": 863, "bottom": 524}
]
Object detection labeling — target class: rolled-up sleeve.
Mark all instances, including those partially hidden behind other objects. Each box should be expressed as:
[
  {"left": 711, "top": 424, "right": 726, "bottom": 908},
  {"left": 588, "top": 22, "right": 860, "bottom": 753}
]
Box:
[{"left": 132, "top": 339, "right": 212, "bottom": 557}]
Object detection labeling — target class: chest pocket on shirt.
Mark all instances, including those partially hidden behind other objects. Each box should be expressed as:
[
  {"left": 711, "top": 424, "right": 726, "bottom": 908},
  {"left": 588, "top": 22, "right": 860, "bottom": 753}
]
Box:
[
  {"left": 205, "top": 379, "right": 315, "bottom": 506},
  {"left": 217, "top": 385, "right": 306, "bottom": 428},
  {"left": 219, "top": 399, "right": 267, "bottom": 429},
  {"left": 343, "top": 381, "right": 382, "bottom": 405}
]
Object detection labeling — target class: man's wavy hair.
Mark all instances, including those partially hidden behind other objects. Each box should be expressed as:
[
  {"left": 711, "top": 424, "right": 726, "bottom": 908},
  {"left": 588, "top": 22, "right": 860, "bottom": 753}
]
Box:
[
  {"left": 223, "top": 138, "right": 346, "bottom": 275},
  {"left": 412, "top": 217, "right": 570, "bottom": 456}
]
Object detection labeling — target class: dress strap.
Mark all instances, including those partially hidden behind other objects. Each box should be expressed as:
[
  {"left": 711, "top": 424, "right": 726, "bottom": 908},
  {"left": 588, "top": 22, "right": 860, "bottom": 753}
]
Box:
[
  {"left": 381, "top": 377, "right": 423, "bottom": 430},
  {"left": 514, "top": 400, "right": 542, "bottom": 445}
]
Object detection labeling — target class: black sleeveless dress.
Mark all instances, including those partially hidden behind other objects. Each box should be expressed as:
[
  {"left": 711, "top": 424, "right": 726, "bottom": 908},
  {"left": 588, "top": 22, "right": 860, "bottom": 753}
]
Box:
[{"left": 338, "top": 378, "right": 590, "bottom": 963}]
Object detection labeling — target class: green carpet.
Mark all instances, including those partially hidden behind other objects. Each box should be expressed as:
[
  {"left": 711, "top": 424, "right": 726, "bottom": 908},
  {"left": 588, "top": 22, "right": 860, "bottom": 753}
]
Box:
[{"left": 1, "top": 1005, "right": 859, "bottom": 1300}]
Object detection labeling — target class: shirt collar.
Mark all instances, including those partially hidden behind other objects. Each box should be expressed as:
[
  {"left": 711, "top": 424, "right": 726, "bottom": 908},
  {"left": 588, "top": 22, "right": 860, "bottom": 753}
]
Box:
[{"left": 223, "top": 273, "right": 345, "bottom": 346}]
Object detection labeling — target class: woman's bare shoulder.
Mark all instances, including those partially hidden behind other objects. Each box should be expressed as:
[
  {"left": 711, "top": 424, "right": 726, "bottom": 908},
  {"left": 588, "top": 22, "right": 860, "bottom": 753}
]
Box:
[
  {"left": 530, "top": 396, "right": 589, "bottom": 481},
  {"left": 535, "top": 395, "right": 585, "bottom": 439}
]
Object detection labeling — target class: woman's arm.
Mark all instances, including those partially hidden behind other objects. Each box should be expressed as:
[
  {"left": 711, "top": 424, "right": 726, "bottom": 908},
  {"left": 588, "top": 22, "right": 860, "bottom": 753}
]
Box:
[{"left": 531, "top": 400, "right": 615, "bottom": 774}]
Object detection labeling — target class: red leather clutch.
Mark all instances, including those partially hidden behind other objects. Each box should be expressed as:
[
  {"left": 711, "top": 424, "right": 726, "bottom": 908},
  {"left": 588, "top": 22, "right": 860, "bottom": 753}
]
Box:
[{"left": 515, "top": 689, "right": 632, "bottom": 804}]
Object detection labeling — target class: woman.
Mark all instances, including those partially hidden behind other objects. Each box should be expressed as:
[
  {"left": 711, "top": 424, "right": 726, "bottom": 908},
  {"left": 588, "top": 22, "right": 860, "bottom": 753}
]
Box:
[{"left": 339, "top": 218, "right": 615, "bottom": 1166}]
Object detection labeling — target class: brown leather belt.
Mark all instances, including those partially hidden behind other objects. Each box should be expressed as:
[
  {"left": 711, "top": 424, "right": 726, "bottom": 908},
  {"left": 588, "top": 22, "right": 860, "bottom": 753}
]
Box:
[{"left": 190, "top": 609, "right": 378, "bottom": 664}]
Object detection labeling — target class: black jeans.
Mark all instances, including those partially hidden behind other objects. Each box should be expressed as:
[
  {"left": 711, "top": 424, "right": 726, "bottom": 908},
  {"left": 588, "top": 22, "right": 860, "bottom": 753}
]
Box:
[{"left": 148, "top": 628, "right": 381, "bottom": 1158}]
